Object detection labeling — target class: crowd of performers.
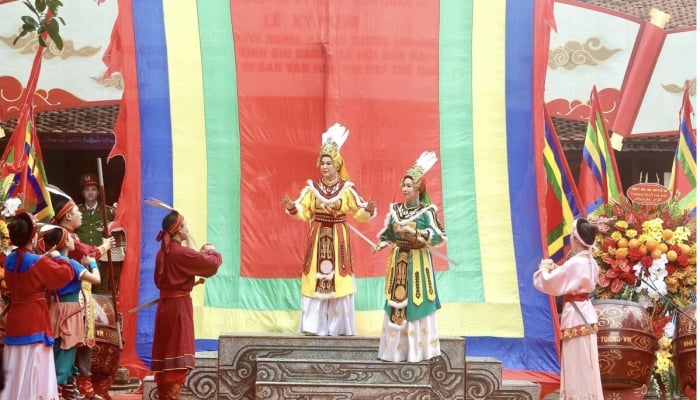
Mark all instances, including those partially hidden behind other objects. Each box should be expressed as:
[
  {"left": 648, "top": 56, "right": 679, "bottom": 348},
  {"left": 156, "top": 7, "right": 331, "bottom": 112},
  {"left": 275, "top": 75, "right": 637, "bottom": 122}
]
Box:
[
  {"left": 0, "top": 174, "right": 116, "bottom": 400},
  {"left": 0, "top": 122, "right": 607, "bottom": 400}
]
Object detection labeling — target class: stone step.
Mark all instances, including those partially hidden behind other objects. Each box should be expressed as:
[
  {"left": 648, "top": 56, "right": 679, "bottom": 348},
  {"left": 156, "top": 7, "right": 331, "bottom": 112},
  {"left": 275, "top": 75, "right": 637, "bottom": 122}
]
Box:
[
  {"left": 255, "top": 381, "right": 433, "bottom": 400},
  {"left": 141, "top": 351, "right": 218, "bottom": 400},
  {"left": 503, "top": 380, "right": 541, "bottom": 400},
  {"left": 256, "top": 357, "right": 431, "bottom": 385},
  {"left": 218, "top": 334, "right": 466, "bottom": 399}
]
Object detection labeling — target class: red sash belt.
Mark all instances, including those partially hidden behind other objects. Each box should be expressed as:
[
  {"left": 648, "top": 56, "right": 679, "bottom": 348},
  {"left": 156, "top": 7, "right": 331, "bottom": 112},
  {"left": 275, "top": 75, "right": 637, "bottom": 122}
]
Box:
[
  {"left": 563, "top": 293, "right": 589, "bottom": 302},
  {"left": 160, "top": 290, "right": 190, "bottom": 298},
  {"left": 12, "top": 294, "right": 47, "bottom": 304}
]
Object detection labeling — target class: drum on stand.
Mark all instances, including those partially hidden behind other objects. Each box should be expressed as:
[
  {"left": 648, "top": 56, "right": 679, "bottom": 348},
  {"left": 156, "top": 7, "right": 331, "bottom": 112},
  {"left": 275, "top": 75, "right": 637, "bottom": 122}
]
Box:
[{"left": 91, "top": 294, "right": 122, "bottom": 396}]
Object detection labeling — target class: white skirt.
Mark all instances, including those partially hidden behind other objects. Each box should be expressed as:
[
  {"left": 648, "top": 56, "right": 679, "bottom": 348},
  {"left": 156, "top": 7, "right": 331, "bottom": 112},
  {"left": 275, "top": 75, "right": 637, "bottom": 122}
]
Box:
[
  {"left": 1, "top": 343, "right": 59, "bottom": 400},
  {"left": 378, "top": 312, "right": 441, "bottom": 362},
  {"left": 298, "top": 294, "right": 356, "bottom": 336}
]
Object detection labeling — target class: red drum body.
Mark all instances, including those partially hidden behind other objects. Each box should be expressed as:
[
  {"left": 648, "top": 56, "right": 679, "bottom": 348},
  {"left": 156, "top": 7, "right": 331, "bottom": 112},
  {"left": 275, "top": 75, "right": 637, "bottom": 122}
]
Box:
[
  {"left": 593, "top": 300, "right": 656, "bottom": 389},
  {"left": 673, "top": 304, "right": 696, "bottom": 399},
  {"left": 91, "top": 294, "right": 121, "bottom": 379}
]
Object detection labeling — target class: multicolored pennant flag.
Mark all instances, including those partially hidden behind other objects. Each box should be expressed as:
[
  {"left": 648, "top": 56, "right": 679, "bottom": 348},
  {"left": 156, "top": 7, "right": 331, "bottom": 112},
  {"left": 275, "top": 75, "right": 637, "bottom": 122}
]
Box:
[
  {"left": 106, "top": 0, "right": 561, "bottom": 391},
  {"left": 669, "top": 82, "right": 696, "bottom": 212},
  {"left": 543, "top": 108, "right": 585, "bottom": 264},
  {"left": 578, "top": 86, "right": 624, "bottom": 214},
  {"left": 0, "top": 40, "right": 53, "bottom": 222}
]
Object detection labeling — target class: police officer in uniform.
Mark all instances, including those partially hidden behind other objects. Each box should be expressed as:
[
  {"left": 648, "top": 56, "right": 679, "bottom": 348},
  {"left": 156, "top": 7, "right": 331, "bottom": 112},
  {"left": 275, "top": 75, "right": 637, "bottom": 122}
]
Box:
[{"left": 76, "top": 173, "right": 115, "bottom": 295}]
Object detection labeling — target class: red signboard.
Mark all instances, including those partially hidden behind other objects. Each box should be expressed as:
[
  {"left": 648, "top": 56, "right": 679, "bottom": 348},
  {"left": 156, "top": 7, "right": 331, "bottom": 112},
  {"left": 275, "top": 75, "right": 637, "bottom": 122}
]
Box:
[{"left": 626, "top": 183, "right": 672, "bottom": 205}]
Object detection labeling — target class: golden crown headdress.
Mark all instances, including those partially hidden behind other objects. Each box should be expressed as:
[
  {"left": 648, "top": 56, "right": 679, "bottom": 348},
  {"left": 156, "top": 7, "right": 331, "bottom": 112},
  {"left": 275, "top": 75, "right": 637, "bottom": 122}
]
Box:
[
  {"left": 405, "top": 151, "right": 438, "bottom": 186},
  {"left": 318, "top": 123, "right": 350, "bottom": 179}
]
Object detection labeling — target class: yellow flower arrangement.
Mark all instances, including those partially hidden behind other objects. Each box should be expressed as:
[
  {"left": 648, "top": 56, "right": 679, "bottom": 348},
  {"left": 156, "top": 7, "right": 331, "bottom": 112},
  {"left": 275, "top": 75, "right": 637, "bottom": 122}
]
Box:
[
  {"left": 590, "top": 199, "right": 696, "bottom": 398},
  {"left": 590, "top": 200, "right": 696, "bottom": 311}
]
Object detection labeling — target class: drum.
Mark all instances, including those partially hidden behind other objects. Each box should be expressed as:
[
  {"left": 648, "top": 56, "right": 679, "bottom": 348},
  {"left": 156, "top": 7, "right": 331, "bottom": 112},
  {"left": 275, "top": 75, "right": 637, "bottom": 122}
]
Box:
[
  {"left": 91, "top": 294, "right": 121, "bottom": 381},
  {"left": 673, "top": 304, "right": 696, "bottom": 399},
  {"left": 593, "top": 299, "right": 656, "bottom": 389}
]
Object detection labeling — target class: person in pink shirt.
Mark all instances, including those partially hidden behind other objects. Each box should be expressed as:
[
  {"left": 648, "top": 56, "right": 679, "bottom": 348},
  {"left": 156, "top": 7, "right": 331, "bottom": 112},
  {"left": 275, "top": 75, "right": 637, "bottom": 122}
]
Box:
[{"left": 533, "top": 218, "right": 604, "bottom": 399}]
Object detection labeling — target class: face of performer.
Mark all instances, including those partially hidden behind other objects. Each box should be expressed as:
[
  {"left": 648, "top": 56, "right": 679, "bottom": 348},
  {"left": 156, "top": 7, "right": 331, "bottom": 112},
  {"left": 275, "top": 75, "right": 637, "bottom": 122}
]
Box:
[
  {"left": 319, "top": 156, "right": 339, "bottom": 181},
  {"left": 402, "top": 177, "right": 419, "bottom": 204},
  {"left": 173, "top": 219, "right": 189, "bottom": 241},
  {"left": 63, "top": 205, "right": 83, "bottom": 230},
  {"left": 82, "top": 185, "right": 99, "bottom": 205}
]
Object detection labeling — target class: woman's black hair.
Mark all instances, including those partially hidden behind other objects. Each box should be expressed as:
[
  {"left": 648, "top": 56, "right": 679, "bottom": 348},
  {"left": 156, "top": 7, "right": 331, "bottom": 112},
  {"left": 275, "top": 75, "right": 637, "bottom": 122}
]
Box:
[
  {"left": 43, "top": 227, "right": 66, "bottom": 248},
  {"left": 575, "top": 218, "right": 599, "bottom": 247},
  {"left": 8, "top": 213, "right": 34, "bottom": 247},
  {"left": 162, "top": 210, "right": 181, "bottom": 232}
]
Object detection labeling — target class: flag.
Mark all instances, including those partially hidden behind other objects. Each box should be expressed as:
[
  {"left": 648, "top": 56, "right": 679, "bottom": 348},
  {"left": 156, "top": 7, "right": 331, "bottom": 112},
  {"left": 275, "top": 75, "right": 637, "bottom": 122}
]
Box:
[
  {"left": 543, "top": 108, "right": 585, "bottom": 264},
  {"left": 0, "top": 40, "right": 52, "bottom": 222},
  {"left": 669, "top": 82, "right": 696, "bottom": 211},
  {"left": 578, "top": 86, "right": 624, "bottom": 214}
]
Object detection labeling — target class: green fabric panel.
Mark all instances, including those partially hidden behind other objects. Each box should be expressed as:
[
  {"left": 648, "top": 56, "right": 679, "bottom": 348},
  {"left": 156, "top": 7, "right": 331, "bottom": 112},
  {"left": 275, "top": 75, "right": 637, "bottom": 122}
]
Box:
[
  {"left": 197, "top": 0, "right": 242, "bottom": 307},
  {"left": 438, "top": 1, "right": 483, "bottom": 302},
  {"left": 231, "top": 277, "right": 385, "bottom": 311},
  {"left": 354, "top": 276, "right": 387, "bottom": 311}
]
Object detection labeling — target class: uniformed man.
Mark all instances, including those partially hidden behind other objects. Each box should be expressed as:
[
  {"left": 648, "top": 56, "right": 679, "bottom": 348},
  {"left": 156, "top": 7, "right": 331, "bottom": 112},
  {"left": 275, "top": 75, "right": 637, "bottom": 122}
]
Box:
[{"left": 76, "top": 173, "right": 115, "bottom": 247}]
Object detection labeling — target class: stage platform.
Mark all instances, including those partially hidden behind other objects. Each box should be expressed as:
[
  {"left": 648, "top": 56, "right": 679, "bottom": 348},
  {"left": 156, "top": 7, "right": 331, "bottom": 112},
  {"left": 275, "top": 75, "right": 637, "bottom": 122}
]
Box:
[{"left": 133, "top": 333, "right": 540, "bottom": 400}]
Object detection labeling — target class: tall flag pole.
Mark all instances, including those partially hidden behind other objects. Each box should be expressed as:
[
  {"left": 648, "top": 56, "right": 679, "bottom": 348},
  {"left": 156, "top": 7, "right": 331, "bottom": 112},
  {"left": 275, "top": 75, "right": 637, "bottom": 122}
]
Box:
[
  {"left": 543, "top": 107, "right": 585, "bottom": 264},
  {"left": 577, "top": 86, "right": 624, "bottom": 215},
  {"left": 669, "top": 81, "right": 696, "bottom": 212},
  {"left": 0, "top": 31, "right": 52, "bottom": 222}
]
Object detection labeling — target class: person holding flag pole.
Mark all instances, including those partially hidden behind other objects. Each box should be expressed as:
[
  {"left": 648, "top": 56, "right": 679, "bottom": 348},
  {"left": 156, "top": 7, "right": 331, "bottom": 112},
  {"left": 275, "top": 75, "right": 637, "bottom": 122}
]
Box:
[{"left": 48, "top": 186, "right": 114, "bottom": 400}]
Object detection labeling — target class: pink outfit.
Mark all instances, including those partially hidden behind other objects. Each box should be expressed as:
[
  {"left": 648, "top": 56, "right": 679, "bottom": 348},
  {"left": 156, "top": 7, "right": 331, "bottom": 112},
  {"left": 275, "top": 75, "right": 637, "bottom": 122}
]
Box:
[{"left": 533, "top": 250, "right": 604, "bottom": 400}]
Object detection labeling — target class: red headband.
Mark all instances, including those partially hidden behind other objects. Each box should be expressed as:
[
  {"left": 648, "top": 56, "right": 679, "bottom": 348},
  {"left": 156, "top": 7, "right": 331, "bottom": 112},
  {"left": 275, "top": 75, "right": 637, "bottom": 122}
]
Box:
[
  {"left": 156, "top": 213, "right": 184, "bottom": 253},
  {"left": 54, "top": 228, "right": 68, "bottom": 250},
  {"left": 51, "top": 200, "right": 75, "bottom": 224},
  {"left": 166, "top": 213, "right": 184, "bottom": 235}
]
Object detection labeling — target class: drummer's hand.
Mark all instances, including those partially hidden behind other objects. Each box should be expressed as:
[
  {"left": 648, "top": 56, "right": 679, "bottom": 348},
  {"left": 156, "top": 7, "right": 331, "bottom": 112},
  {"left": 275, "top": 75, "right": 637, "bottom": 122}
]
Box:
[
  {"left": 48, "top": 250, "right": 61, "bottom": 258},
  {"left": 200, "top": 243, "right": 215, "bottom": 252},
  {"left": 82, "top": 255, "right": 96, "bottom": 267}
]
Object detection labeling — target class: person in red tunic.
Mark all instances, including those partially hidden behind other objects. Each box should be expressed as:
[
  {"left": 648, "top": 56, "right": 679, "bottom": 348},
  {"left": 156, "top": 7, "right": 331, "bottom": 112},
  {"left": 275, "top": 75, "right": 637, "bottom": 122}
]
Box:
[
  {"left": 1, "top": 212, "right": 74, "bottom": 400},
  {"left": 151, "top": 210, "right": 222, "bottom": 400},
  {"left": 50, "top": 196, "right": 114, "bottom": 400}
]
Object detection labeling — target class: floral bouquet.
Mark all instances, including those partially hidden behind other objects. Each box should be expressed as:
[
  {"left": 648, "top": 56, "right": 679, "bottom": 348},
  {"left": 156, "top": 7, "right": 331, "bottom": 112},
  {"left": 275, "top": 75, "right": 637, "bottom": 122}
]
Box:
[
  {"left": 590, "top": 198, "right": 696, "bottom": 397},
  {"left": 590, "top": 199, "right": 696, "bottom": 310},
  {"left": 0, "top": 196, "right": 21, "bottom": 295}
]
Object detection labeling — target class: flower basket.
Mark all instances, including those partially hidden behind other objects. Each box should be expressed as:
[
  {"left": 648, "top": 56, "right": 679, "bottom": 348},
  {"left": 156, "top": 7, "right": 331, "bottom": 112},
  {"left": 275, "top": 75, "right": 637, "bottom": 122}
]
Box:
[{"left": 590, "top": 198, "right": 696, "bottom": 397}]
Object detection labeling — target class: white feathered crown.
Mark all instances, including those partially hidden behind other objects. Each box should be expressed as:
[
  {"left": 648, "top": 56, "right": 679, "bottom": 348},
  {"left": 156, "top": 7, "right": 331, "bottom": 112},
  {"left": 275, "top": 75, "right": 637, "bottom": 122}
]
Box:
[
  {"left": 405, "top": 151, "right": 438, "bottom": 185},
  {"left": 317, "top": 123, "right": 351, "bottom": 180},
  {"left": 319, "top": 123, "right": 349, "bottom": 160}
]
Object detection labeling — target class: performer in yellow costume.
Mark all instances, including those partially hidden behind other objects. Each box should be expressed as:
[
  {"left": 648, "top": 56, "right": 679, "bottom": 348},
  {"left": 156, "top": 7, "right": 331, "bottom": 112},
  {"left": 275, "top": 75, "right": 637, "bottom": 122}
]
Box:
[{"left": 282, "top": 123, "right": 376, "bottom": 336}]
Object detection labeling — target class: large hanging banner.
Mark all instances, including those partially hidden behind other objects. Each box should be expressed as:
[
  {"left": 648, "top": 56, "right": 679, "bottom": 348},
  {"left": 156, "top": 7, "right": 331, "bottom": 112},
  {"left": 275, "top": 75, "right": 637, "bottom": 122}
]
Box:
[{"left": 111, "top": 0, "right": 559, "bottom": 386}]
